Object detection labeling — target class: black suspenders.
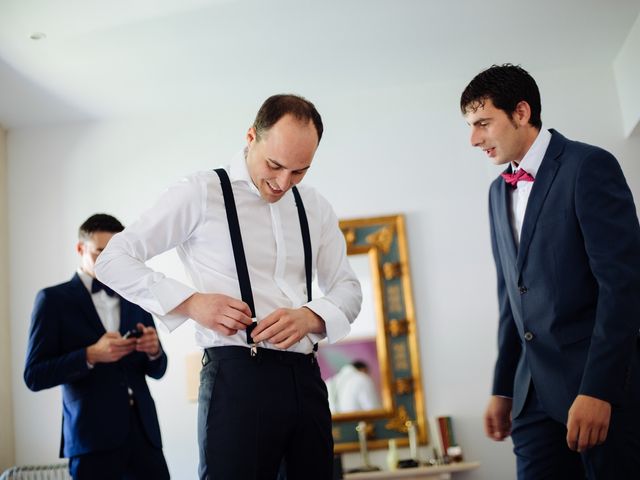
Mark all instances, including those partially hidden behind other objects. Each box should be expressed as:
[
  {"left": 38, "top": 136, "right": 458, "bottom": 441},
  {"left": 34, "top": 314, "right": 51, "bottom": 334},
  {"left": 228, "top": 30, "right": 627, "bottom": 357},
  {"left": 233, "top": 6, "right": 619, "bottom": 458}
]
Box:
[
  {"left": 291, "top": 186, "right": 313, "bottom": 305},
  {"left": 214, "top": 168, "right": 313, "bottom": 355}
]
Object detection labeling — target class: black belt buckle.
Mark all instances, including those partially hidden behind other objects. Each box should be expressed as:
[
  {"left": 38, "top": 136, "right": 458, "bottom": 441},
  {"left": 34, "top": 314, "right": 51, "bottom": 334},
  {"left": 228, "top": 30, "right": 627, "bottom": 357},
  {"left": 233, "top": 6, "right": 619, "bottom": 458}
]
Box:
[{"left": 246, "top": 320, "right": 257, "bottom": 356}]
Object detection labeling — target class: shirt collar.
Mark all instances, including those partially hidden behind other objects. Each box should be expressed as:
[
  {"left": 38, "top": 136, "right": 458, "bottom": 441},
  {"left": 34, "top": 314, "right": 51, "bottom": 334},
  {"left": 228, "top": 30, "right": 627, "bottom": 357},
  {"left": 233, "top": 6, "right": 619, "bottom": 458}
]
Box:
[
  {"left": 228, "top": 148, "right": 261, "bottom": 196},
  {"left": 511, "top": 127, "right": 552, "bottom": 177},
  {"left": 77, "top": 268, "right": 93, "bottom": 293}
]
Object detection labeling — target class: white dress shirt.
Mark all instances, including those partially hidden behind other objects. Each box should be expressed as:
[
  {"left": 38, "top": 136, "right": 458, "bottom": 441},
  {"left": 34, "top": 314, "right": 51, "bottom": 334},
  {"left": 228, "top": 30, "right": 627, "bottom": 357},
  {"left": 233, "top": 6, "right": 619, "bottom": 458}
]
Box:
[
  {"left": 95, "top": 150, "right": 362, "bottom": 353},
  {"left": 508, "top": 128, "right": 552, "bottom": 246},
  {"left": 78, "top": 269, "right": 120, "bottom": 332},
  {"left": 326, "top": 364, "right": 381, "bottom": 413}
]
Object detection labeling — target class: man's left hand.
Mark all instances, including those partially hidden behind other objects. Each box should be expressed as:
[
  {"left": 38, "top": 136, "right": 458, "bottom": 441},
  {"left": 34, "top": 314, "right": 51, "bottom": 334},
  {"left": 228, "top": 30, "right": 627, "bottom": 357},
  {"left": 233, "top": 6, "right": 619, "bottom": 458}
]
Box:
[
  {"left": 566, "top": 394, "right": 611, "bottom": 452},
  {"left": 134, "top": 322, "right": 161, "bottom": 357},
  {"left": 251, "top": 307, "right": 325, "bottom": 349}
]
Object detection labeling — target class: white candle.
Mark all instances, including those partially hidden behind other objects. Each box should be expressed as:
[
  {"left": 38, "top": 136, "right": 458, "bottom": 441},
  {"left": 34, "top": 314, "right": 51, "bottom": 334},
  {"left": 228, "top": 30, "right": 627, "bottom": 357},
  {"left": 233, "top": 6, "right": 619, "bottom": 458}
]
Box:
[
  {"left": 356, "top": 421, "right": 371, "bottom": 467},
  {"left": 406, "top": 420, "right": 418, "bottom": 461}
]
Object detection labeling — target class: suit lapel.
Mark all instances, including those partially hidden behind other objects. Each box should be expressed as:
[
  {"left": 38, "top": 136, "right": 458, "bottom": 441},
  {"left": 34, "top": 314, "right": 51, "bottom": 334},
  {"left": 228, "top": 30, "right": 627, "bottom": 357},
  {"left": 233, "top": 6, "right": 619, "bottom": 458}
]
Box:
[
  {"left": 119, "top": 298, "right": 136, "bottom": 336},
  {"left": 516, "top": 131, "right": 564, "bottom": 273},
  {"left": 70, "top": 273, "right": 106, "bottom": 336},
  {"left": 494, "top": 173, "right": 518, "bottom": 265}
]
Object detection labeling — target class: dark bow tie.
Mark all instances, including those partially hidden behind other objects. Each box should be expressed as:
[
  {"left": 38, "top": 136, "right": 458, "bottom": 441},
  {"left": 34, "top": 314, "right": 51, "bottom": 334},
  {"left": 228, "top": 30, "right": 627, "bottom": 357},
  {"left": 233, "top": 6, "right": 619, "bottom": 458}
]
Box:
[
  {"left": 501, "top": 168, "right": 535, "bottom": 188},
  {"left": 91, "top": 278, "right": 116, "bottom": 297}
]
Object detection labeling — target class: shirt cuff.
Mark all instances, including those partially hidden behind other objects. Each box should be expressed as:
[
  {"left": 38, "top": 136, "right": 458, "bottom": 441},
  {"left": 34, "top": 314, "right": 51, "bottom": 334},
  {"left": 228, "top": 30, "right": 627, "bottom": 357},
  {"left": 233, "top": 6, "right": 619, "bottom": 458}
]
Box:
[
  {"left": 149, "top": 278, "right": 197, "bottom": 331},
  {"left": 147, "top": 346, "right": 164, "bottom": 361},
  {"left": 85, "top": 348, "right": 95, "bottom": 369},
  {"left": 304, "top": 298, "right": 351, "bottom": 344}
]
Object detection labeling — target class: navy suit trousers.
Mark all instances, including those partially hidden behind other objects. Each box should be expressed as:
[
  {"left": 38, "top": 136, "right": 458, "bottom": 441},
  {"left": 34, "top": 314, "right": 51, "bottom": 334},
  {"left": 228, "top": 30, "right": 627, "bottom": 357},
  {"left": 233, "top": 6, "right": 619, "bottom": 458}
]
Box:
[
  {"left": 512, "top": 382, "right": 640, "bottom": 480},
  {"left": 68, "top": 402, "right": 169, "bottom": 480}
]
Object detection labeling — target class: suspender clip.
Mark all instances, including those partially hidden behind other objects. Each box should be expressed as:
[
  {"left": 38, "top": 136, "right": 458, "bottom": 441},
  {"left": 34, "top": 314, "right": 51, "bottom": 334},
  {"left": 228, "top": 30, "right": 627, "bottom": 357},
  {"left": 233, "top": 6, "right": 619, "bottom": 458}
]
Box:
[{"left": 246, "top": 321, "right": 258, "bottom": 356}]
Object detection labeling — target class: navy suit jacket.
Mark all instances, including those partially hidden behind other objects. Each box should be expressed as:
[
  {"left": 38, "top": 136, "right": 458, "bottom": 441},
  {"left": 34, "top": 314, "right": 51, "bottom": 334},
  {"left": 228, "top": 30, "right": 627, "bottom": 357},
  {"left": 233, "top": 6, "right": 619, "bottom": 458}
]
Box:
[
  {"left": 24, "top": 273, "right": 168, "bottom": 458},
  {"left": 489, "top": 129, "right": 640, "bottom": 423}
]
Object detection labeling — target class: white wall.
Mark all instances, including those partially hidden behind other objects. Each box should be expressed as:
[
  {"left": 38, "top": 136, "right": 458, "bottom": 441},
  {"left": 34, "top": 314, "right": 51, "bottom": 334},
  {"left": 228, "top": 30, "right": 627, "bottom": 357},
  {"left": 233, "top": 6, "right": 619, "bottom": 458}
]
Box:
[
  {"left": 614, "top": 12, "right": 640, "bottom": 137},
  {"left": 7, "top": 63, "right": 640, "bottom": 480}
]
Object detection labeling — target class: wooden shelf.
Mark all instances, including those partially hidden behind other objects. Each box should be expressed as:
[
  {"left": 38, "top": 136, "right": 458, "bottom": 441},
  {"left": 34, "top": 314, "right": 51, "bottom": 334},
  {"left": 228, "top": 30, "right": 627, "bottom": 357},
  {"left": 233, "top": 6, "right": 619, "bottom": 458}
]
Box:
[{"left": 344, "top": 461, "right": 480, "bottom": 479}]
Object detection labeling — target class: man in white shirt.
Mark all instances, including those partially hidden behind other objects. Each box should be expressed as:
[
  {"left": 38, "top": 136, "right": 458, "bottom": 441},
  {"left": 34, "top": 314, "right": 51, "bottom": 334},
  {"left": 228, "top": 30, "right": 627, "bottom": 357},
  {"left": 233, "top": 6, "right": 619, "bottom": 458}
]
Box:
[
  {"left": 326, "top": 360, "right": 382, "bottom": 413},
  {"left": 461, "top": 64, "right": 640, "bottom": 479},
  {"left": 24, "top": 214, "right": 169, "bottom": 480},
  {"left": 95, "top": 95, "right": 362, "bottom": 479}
]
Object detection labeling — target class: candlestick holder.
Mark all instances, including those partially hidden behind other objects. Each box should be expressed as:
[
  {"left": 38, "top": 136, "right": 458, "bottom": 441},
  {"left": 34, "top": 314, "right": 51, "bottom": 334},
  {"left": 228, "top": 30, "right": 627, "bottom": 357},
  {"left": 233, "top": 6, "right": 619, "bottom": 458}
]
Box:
[{"left": 344, "top": 421, "right": 380, "bottom": 473}]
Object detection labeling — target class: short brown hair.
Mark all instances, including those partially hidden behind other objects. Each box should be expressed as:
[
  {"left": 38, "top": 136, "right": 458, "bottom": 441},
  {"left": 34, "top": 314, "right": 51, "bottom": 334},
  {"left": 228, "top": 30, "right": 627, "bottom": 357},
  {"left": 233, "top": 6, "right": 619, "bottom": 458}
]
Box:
[
  {"left": 253, "top": 94, "right": 323, "bottom": 143},
  {"left": 78, "top": 213, "right": 124, "bottom": 241}
]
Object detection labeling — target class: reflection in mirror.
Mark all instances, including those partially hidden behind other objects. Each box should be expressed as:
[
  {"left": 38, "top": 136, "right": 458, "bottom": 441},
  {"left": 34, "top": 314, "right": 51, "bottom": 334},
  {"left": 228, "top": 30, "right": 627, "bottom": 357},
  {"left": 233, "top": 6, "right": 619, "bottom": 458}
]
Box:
[{"left": 323, "top": 343, "right": 382, "bottom": 414}]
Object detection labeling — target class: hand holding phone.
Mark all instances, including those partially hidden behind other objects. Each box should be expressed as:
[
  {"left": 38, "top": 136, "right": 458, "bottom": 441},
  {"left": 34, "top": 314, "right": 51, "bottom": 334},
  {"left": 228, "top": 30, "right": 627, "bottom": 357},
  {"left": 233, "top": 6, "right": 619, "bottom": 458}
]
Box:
[{"left": 123, "top": 328, "right": 143, "bottom": 339}]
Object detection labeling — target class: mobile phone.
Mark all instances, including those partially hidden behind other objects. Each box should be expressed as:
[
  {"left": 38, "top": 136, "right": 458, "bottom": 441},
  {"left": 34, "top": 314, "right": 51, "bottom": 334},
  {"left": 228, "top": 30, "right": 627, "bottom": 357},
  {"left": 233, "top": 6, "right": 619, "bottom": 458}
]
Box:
[{"left": 123, "top": 328, "right": 143, "bottom": 339}]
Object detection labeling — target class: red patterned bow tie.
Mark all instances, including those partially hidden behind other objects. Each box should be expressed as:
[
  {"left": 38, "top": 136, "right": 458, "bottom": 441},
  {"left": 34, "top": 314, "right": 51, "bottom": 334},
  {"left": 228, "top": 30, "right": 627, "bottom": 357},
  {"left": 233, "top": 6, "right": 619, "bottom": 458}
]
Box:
[{"left": 501, "top": 168, "right": 535, "bottom": 188}]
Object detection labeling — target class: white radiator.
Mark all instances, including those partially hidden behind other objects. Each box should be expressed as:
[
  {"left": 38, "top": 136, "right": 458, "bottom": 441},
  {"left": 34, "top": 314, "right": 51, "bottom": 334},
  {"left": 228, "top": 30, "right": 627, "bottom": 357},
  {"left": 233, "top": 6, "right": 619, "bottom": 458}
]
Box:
[{"left": 0, "top": 463, "right": 70, "bottom": 480}]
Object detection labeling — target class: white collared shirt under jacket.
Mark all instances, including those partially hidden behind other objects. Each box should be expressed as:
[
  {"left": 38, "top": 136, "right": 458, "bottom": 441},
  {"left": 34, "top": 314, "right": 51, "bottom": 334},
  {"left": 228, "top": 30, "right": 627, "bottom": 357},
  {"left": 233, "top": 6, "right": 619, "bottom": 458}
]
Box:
[
  {"left": 78, "top": 268, "right": 120, "bottom": 333},
  {"left": 508, "top": 128, "right": 552, "bottom": 246},
  {"left": 95, "top": 150, "right": 362, "bottom": 354}
]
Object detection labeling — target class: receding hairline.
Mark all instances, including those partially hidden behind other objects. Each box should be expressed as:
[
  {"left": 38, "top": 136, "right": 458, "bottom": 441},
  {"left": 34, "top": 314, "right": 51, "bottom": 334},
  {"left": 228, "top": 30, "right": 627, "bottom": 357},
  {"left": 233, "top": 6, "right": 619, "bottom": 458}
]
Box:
[{"left": 254, "top": 114, "right": 320, "bottom": 143}]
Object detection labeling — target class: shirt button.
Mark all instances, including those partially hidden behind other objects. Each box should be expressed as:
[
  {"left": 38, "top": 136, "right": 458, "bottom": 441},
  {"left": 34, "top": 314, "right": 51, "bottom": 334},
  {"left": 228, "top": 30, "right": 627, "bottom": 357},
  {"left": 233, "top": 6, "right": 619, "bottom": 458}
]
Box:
[
  {"left": 524, "top": 332, "right": 534, "bottom": 341},
  {"left": 519, "top": 285, "right": 528, "bottom": 294}
]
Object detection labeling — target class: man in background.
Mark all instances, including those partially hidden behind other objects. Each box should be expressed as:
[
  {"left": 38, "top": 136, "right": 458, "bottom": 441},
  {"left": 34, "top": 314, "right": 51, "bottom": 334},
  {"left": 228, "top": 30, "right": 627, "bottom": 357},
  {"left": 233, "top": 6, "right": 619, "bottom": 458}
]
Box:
[
  {"left": 95, "top": 94, "right": 362, "bottom": 479},
  {"left": 24, "top": 213, "right": 170, "bottom": 480},
  {"left": 460, "top": 64, "right": 640, "bottom": 479}
]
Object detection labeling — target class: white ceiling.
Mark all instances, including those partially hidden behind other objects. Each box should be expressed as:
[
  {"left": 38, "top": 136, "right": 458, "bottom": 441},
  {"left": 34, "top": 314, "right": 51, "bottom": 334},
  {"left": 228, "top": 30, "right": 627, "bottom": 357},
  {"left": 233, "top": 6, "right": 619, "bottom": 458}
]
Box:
[{"left": 1, "top": 0, "right": 639, "bottom": 129}]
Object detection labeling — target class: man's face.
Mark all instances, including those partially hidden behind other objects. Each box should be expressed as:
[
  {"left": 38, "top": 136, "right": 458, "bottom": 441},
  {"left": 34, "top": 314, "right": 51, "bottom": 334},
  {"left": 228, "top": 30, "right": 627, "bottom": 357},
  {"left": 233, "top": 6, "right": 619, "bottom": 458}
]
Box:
[
  {"left": 77, "top": 231, "right": 114, "bottom": 278},
  {"left": 245, "top": 114, "right": 318, "bottom": 203},
  {"left": 464, "top": 98, "right": 532, "bottom": 166}
]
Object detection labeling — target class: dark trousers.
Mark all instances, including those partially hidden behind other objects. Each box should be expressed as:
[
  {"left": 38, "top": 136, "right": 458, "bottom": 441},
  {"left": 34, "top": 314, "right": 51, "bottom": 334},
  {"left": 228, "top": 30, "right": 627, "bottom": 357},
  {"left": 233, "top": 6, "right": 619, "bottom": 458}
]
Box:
[
  {"left": 68, "top": 402, "right": 170, "bottom": 480},
  {"left": 511, "top": 382, "right": 640, "bottom": 480},
  {"left": 198, "top": 346, "right": 333, "bottom": 480}
]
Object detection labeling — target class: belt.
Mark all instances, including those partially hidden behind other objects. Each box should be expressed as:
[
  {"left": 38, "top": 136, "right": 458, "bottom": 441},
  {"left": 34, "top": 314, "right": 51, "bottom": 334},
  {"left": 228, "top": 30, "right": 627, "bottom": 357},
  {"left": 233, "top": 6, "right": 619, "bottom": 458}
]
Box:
[{"left": 203, "top": 346, "right": 315, "bottom": 366}]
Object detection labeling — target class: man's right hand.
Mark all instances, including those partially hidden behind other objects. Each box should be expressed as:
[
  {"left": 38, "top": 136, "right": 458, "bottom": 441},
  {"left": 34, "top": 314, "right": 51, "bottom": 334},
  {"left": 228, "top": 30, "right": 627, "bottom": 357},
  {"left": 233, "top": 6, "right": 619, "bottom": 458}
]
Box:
[
  {"left": 86, "top": 332, "right": 137, "bottom": 365},
  {"left": 173, "top": 293, "right": 253, "bottom": 335},
  {"left": 484, "top": 395, "right": 513, "bottom": 441}
]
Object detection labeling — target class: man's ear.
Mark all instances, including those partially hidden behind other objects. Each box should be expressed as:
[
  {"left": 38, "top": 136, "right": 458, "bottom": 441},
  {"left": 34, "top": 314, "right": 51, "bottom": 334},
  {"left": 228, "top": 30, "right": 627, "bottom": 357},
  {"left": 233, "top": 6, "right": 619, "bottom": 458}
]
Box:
[
  {"left": 513, "top": 101, "right": 532, "bottom": 126},
  {"left": 246, "top": 126, "right": 258, "bottom": 147},
  {"left": 76, "top": 241, "right": 84, "bottom": 256}
]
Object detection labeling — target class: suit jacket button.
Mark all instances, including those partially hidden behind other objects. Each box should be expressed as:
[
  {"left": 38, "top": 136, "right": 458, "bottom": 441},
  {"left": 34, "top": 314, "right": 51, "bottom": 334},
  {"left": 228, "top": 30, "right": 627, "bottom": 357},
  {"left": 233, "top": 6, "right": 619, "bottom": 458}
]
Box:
[
  {"left": 524, "top": 332, "right": 534, "bottom": 341},
  {"left": 519, "top": 285, "right": 528, "bottom": 294}
]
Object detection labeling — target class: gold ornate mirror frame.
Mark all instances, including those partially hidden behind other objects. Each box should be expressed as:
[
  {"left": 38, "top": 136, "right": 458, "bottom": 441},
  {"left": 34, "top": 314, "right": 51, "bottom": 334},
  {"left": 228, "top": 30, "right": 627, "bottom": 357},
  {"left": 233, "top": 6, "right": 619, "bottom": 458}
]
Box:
[{"left": 329, "top": 214, "right": 427, "bottom": 453}]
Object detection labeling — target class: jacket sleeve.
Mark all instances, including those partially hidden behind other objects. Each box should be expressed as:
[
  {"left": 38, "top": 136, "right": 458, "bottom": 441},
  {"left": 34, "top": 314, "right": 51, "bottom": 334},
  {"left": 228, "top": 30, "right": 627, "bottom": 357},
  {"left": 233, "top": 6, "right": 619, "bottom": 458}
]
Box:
[
  {"left": 144, "top": 316, "right": 168, "bottom": 380},
  {"left": 128, "top": 309, "right": 169, "bottom": 380},
  {"left": 23, "top": 289, "right": 92, "bottom": 391},
  {"left": 575, "top": 149, "right": 640, "bottom": 405}
]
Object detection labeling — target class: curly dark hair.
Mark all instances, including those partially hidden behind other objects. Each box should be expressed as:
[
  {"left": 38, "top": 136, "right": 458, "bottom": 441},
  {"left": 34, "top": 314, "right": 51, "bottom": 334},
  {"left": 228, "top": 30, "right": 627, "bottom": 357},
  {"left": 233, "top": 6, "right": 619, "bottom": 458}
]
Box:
[{"left": 460, "top": 63, "right": 542, "bottom": 129}]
